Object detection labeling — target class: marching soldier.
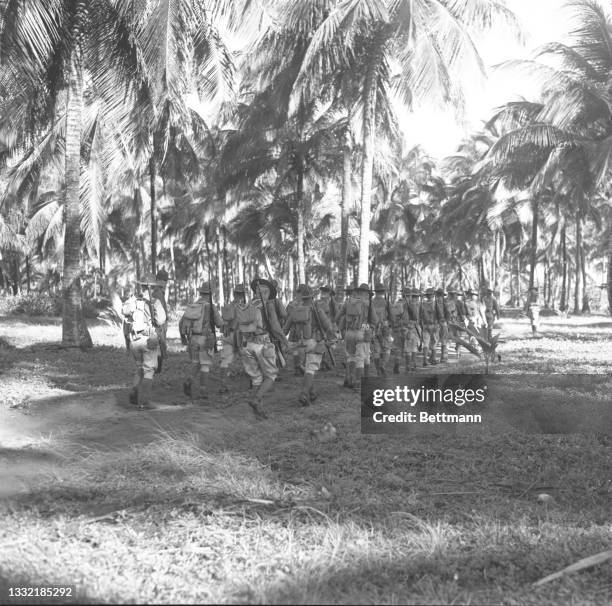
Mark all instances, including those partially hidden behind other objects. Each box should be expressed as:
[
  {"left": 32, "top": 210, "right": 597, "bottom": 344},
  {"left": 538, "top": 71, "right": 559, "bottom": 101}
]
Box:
[
  {"left": 420, "top": 287, "right": 438, "bottom": 366},
  {"left": 482, "top": 287, "right": 500, "bottom": 340},
  {"left": 445, "top": 286, "right": 464, "bottom": 358},
  {"left": 284, "top": 284, "right": 336, "bottom": 406},
  {"left": 336, "top": 284, "right": 354, "bottom": 386},
  {"left": 370, "top": 282, "right": 392, "bottom": 376},
  {"left": 152, "top": 269, "right": 169, "bottom": 369},
  {"left": 526, "top": 286, "right": 541, "bottom": 335},
  {"left": 388, "top": 287, "right": 409, "bottom": 374},
  {"left": 122, "top": 274, "right": 167, "bottom": 409},
  {"left": 179, "top": 282, "right": 223, "bottom": 404},
  {"left": 464, "top": 289, "right": 485, "bottom": 331},
  {"left": 317, "top": 285, "right": 337, "bottom": 370},
  {"left": 237, "top": 278, "right": 284, "bottom": 419},
  {"left": 219, "top": 283, "right": 248, "bottom": 392},
  {"left": 336, "top": 283, "right": 378, "bottom": 387},
  {"left": 434, "top": 287, "right": 449, "bottom": 362},
  {"left": 270, "top": 279, "right": 288, "bottom": 323}
]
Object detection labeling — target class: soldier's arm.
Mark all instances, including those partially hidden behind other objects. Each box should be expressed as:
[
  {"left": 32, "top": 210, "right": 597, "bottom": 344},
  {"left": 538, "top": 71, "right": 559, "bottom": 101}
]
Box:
[
  {"left": 275, "top": 299, "right": 287, "bottom": 322},
  {"left": 282, "top": 308, "right": 293, "bottom": 334},
  {"left": 153, "top": 299, "right": 167, "bottom": 326},
  {"left": 316, "top": 303, "right": 333, "bottom": 335}
]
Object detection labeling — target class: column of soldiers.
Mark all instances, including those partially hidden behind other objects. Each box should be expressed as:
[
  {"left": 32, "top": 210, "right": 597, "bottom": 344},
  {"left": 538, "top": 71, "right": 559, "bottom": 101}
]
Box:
[{"left": 121, "top": 273, "right": 500, "bottom": 413}]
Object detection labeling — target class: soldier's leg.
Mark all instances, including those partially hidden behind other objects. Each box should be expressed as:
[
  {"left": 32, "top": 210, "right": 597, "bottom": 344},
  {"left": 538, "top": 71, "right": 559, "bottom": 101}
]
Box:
[
  {"left": 429, "top": 326, "right": 438, "bottom": 364},
  {"left": 240, "top": 343, "right": 266, "bottom": 419},
  {"left": 392, "top": 330, "right": 403, "bottom": 374},
  {"left": 301, "top": 340, "right": 322, "bottom": 405},
  {"left": 355, "top": 341, "right": 369, "bottom": 385},
  {"left": 138, "top": 344, "right": 159, "bottom": 409},
  {"left": 251, "top": 341, "right": 278, "bottom": 417},
  {"left": 194, "top": 340, "right": 213, "bottom": 404},
  {"left": 421, "top": 328, "right": 430, "bottom": 366},
  {"left": 439, "top": 322, "right": 449, "bottom": 362},
  {"left": 219, "top": 334, "right": 235, "bottom": 392},
  {"left": 343, "top": 331, "right": 357, "bottom": 388},
  {"left": 130, "top": 339, "right": 145, "bottom": 405}
]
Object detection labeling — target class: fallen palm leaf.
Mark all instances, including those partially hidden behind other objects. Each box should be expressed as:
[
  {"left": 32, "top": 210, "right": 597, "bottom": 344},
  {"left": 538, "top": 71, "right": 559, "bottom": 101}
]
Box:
[{"left": 533, "top": 550, "right": 612, "bottom": 586}]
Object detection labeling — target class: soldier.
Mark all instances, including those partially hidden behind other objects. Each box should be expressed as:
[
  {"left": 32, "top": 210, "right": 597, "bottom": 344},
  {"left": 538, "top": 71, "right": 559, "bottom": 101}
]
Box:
[
  {"left": 317, "top": 285, "right": 337, "bottom": 370},
  {"left": 370, "top": 282, "right": 392, "bottom": 376},
  {"left": 445, "top": 286, "right": 464, "bottom": 358},
  {"left": 434, "top": 287, "right": 449, "bottom": 362},
  {"left": 121, "top": 274, "right": 166, "bottom": 409},
  {"left": 388, "top": 287, "right": 409, "bottom": 374},
  {"left": 464, "top": 289, "right": 485, "bottom": 331},
  {"left": 525, "top": 286, "right": 541, "bottom": 335},
  {"left": 179, "top": 282, "right": 223, "bottom": 404},
  {"left": 219, "top": 283, "right": 248, "bottom": 392},
  {"left": 336, "top": 283, "right": 378, "bottom": 387},
  {"left": 419, "top": 287, "right": 438, "bottom": 366},
  {"left": 337, "top": 284, "right": 354, "bottom": 385},
  {"left": 152, "top": 269, "right": 169, "bottom": 370},
  {"left": 482, "top": 287, "right": 500, "bottom": 340},
  {"left": 284, "top": 284, "right": 335, "bottom": 406},
  {"left": 237, "top": 278, "right": 284, "bottom": 419},
  {"left": 270, "top": 279, "right": 288, "bottom": 324}
]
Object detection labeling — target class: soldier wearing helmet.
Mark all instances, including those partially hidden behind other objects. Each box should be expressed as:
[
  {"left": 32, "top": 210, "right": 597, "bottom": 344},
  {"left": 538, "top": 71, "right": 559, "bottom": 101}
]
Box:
[
  {"left": 419, "top": 287, "right": 438, "bottom": 366},
  {"left": 121, "top": 274, "right": 167, "bottom": 409},
  {"left": 370, "top": 282, "right": 392, "bottom": 376},
  {"left": 179, "top": 282, "right": 223, "bottom": 404},
  {"left": 219, "top": 283, "right": 249, "bottom": 392}
]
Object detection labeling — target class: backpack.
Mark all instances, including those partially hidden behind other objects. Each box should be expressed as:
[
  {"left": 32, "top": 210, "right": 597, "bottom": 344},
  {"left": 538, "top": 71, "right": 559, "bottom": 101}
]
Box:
[
  {"left": 222, "top": 302, "right": 236, "bottom": 324},
  {"left": 389, "top": 301, "right": 405, "bottom": 329},
  {"left": 345, "top": 297, "right": 366, "bottom": 330},
  {"left": 290, "top": 304, "right": 312, "bottom": 340},
  {"left": 236, "top": 303, "right": 259, "bottom": 334},
  {"left": 182, "top": 301, "right": 208, "bottom": 335},
  {"left": 372, "top": 298, "right": 388, "bottom": 323},
  {"left": 123, "top": 297, "right": 154, "bottom": 335}
]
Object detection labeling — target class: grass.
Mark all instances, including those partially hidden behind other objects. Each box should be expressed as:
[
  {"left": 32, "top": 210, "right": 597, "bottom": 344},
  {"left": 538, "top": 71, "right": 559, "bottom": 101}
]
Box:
[{"left": 0, "top": 311, "right": 611, "bottom": 604}]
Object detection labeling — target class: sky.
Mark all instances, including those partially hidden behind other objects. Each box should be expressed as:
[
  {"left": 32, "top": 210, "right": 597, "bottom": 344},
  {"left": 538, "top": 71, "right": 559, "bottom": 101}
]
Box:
[{"left": 401, "top": 0, "right": 574, "bottom": 159}]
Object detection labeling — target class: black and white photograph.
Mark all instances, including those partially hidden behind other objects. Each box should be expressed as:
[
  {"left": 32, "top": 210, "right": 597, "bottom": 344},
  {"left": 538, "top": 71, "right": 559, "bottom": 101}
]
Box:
[{"left": 0, "top": 0, "right": 610, "bottom": 604}]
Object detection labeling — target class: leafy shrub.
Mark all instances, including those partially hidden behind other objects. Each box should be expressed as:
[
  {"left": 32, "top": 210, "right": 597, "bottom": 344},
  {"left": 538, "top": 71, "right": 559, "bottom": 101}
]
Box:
[{"left": 0, "top": 293, "right": 62, "bottom": 317}]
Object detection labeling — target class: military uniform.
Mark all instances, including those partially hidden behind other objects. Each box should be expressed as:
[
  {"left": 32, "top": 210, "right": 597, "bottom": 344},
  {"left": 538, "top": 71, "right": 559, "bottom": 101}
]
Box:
[
  {"left": 336, "top": 283, "right": 378, "bottom": 387},
  {"left": 284, "top": 285, "right": 335, "bottom": 406},
  {"left": 219, "top": 283, "right": 248, "bottom": 390},
  {"left": 444, "top": 287, "right": 464, "bottom": 358},
  {"left": 179, "top": 282, "right": 223, "bottom": 403},
  {"left": 526, "top": 287, "right": 541, "bottom": 334},
  {"left": 370, "top": 283, "right": 392, "bottom": 376},
  {"left": 316, "top": 285, "right": 337, "bottom": 370},
  {"left": 482, "top": 288, "right": 500, "bottom": 340},
  {"left": 434, "top": 288, "right": 449, "bottom": 362},
  {"left": 420, "top": 288, "right": 438, "bottom": 365},
  {"left": 122, "top": 274, "right": 167, "bottom": 409},
  {"left": 152, "top": 269, "right": 169, "bottom": 366},
  {"left": 239, "top": 278, "right": 283, "bottom": 419}
]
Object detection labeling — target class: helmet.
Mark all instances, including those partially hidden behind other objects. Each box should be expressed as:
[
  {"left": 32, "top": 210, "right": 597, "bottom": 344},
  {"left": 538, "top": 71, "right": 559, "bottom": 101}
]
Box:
[
  {"left": 198, "top": 281, "right": 212, "bottom": 294},
  {"left": 155, "top": 269, "right": 169, "bottom": 282},
  {"left": 298, "top": 284, "right": 314, "bottom": 299},
  {"left": 251, "top": 278, "right": 277, "bottom": 300},
  {"left": 374, "top": 282, "right": 386, "bottom": 292},
  {"left": 435, "top": 288, "right": 445, "bottom": 296},
  {"left": 234, "top": 283, "right": 247, "bottom": 294},
  {"left": 356, "top": 283, "right": 372, "bottom": 293},
  {"left": 425, "top": 287, "right": 435, "bottom": 296}
]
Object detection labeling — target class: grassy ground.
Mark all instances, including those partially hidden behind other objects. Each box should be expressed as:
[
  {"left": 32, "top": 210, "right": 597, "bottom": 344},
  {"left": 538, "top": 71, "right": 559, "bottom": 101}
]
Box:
[{"left": 0, "top": 311, "right": 611, "bottom": 604}]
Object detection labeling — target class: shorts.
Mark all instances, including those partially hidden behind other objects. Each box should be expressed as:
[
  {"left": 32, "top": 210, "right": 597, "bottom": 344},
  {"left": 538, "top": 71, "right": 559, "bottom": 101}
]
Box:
[
  {"left": 220, "top": 333, "right": 236, "bottom": 369},
  {"left": 130, "top": 334, "right": 159, "bottom": 380},
  {"left": 422, "top": 324, "right": 437, "bottom": 351},
  {"left": 189, "top": 335, "right": 215, "bottom": 372},
  {"left": 240, "top": 337, "right": 278, "bottom": 386},
  {"left": 346, "top": 340, "right": 370, "bottom": 369}
]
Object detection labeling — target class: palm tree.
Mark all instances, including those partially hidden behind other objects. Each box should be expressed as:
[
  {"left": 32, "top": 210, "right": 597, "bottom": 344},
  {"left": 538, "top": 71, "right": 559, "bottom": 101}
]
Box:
[{"left": 295, "top": 0, "right": 519, "bottom": 283}]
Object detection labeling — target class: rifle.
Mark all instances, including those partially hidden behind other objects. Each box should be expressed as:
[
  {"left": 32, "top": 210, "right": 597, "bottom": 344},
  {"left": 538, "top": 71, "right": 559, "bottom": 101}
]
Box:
[
  {"left": 311, "top": 300, "right": 336, "bottom": 368},
  {"left": 208, "top": 291, "right": 218, "bottom": 353},
  {"left": 257, "top": 283, "right": 286, "bottom": 368}
]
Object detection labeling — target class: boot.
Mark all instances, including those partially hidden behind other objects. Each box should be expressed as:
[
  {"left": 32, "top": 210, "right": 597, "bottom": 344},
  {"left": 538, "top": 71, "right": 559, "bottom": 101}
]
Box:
[
  {"left": 183, "top": 378, "right": 192, "bottom": 397},
  {"left": 248, "top": 397, "right": 268, "bottom": 420},
  {"left": 354, "top": 366, "right": 363, "bottom": 388},
  {"left": 429, "top": 350, "right": 438, "bottom": 365},
  {"left": 309, "top": 388, "right": 318, "bottom": 403},
  {"left": 423, "top": 352, "right": 428, "bottom": 367},
  {"left": 128, "top": 386, "right": 138, "bottom": 406},
  {"left": 440, "top": 346, "right": 448, "bottom": 363},
  {"left": 344, "top": 362, "right": 356, "bottom": 389},
  {"left": 137, "top": 378, "right": 156, "bottom": 410},
  {"left": 404, "top": 354, "right": 411, "bottom": 372},
  {"left": 393, "top": 360, "right": 400, "bottom": 374},
  {"left": 363, "top": 363, "right": 370, "bottom": 378},
  {"left": 196, "top": 371, "right": 209, "bottom": 404},
  {"left": 375, "top": 358, "right": 386, "bottom": 377},
  {"left": 300, "top": 374, "right": 314, "bottom": 406}
]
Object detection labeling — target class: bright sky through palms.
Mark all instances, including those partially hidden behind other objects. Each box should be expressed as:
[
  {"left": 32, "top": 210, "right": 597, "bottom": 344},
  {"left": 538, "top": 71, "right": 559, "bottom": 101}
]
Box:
[{"left": 402, "top": 0, "right": 571, "bottom": 159}]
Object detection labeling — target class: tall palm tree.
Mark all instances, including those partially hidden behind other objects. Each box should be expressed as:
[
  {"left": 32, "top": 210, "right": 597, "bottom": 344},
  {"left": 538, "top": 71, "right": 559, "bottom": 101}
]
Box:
[{"left": 295, "top": 0, "right": 519, "bottom": 283}]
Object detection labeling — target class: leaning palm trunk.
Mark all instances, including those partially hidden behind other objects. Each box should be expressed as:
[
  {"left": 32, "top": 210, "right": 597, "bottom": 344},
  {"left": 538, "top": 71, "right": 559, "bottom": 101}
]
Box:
[
  {"left": 528, "top": 197, "right": 539, "bottom": 293},
  {"left": 149, "top": 158, "right": 157, "bottom": 275},
  {"left": 357, "top": 41, "right": 382, "bottom": 284},
  {"left": 338, "top": 130, "right": 351, "bottom": 294},
  {"left": 62, "top": 48, "right": 92, "bottom": 349},
  {"left": 608, "top": 230, "right": 612, "bottom": 315}
]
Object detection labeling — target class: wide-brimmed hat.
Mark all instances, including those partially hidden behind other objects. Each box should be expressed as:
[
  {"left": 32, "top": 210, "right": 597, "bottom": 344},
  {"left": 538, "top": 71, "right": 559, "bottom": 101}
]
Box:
[
  {"left": 435, "top": 288, "right": 445, "bottom": 296},
  {"left": 356, "top": 283, "right": 372, "bottom": 293},
  {"left": 319, "top": 285, "right": 335, "bottom": 296},
  {"left": 464, "top": 289, "right": 477, "bottom": 297},
  {"left": 155, "top": 269, "right": 169, "bottom": 282},
  {"left": 137, "top": 273, "right": 160, "bottom": 286},
  {"left": 251, "top": 278, "right": 277, "bottom": 299},
  {"left": 234, "top": 283, "right": 247, "bottom": 294},
  {"left": 424, "top": 287, "right": 435, "bottom": 296},
  {"left": 374, "top": 282, "right": 386, "bottom": 292},
  {"left": 198, "top": 281, "right": 212, "bottom": 294}
]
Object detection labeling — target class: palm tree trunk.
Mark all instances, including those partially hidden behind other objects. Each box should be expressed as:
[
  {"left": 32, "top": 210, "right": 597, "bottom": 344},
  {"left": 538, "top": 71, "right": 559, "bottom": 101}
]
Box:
[
  {"left": 296, "top": 163, "right": 306, "bottom": 284},
  {"left": 528, "top": 197, "right": 539, "bottom": 293},
  {"left": 607, "top": 229, "right": 612, "bottom": 315},
  {"left": 560, "top": 225, "right": 567, "bottom": 311},
  {"left": 62, "top": 44, "right": 92, "bottom": 348},
  {"left": 574, "top": 212, "right": 582, "bottom": 313},
  {"left": 222, "top": 226, "right": 230, "bottom": 296},
  {"left": 215, "top": 224, "right": 224, "bottom": 306},
  {"left": 358, "top": 43, "right": 382, "bottom": 284},
  {"left": 338, "top": 130, "right": 351, "bottom": 294},
  {"left": 288, "top": 254, "right": 294, "bottom": 299},
  {"left": 237, "top": 244, "right": 244, "bottom": 284},
  {"left": 149, "top": 158, "right": 157, "bottom": 275},
  {"left": 580, "top": 245, "right": 589, "bottom": 313}
]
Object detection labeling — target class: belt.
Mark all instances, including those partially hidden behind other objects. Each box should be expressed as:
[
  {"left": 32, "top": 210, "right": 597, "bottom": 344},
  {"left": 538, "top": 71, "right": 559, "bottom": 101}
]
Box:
[{"left": 191, "top": 332, "right": 203, "bottom": 335}]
